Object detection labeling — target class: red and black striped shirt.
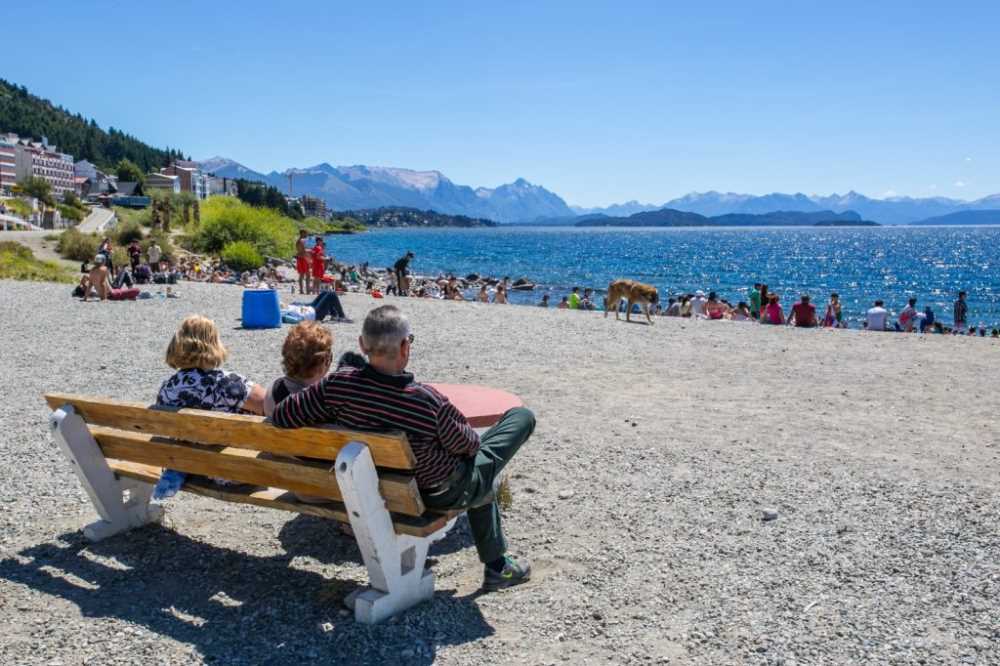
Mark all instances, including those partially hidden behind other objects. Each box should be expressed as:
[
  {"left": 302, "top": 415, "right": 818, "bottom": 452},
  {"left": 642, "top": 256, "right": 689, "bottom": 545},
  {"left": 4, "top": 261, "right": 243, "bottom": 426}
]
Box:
[{"left": 270, "top": 364, "right": 480, "bottom": 488}]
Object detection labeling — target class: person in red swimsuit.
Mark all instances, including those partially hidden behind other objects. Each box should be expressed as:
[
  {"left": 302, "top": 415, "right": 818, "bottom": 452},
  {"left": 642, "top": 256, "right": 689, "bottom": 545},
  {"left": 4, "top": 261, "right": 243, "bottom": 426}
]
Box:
[
  {"left": 311, "top": 236, "right": 326, "bottom": 290},
  {"left": 295, "top": 230, "right": 310, "bottom": 294}
]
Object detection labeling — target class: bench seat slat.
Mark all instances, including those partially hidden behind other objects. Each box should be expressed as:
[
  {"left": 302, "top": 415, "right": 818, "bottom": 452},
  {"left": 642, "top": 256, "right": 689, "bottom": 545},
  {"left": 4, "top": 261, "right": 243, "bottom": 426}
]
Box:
[
  {"left": 107, "top": 460, "right": 457, "bottom": 538},
  {"left": 44, "top": 393, "right": 417, "bottom": 471},
  {"left": 89, "top": 426, "right": 426, "bottom": 517}
]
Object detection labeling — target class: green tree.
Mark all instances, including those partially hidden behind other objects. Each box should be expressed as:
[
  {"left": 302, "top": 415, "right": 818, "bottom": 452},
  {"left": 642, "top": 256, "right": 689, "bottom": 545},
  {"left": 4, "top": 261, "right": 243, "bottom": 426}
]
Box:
[
  {"left": 115, "top": 158, "right": 146, "bottom": 186},
  {"left": 62, "top": 190, "right": 84, "bottom": 209},
  {"left": 16, "top": 176, "right": 54, "bottom": 206}
]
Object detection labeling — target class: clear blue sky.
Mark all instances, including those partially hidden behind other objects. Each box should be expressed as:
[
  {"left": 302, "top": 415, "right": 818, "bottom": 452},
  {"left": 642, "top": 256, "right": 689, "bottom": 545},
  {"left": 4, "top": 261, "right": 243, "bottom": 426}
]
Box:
[{"left": 7, "top": 1, "right": 999, "bottom": 206}]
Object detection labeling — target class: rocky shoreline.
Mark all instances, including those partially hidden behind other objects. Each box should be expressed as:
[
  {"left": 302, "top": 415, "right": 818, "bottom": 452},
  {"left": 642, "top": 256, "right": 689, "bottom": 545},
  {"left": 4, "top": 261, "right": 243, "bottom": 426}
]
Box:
[{"left": 1, "top": 279, "right": 997, "bottom": 665}]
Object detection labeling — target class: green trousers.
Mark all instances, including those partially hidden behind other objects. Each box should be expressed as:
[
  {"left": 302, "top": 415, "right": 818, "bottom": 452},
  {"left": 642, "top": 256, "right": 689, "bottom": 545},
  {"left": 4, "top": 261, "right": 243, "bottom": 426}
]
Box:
[{"left": 422, "top": 407, "right": 535, "bottom": 563}]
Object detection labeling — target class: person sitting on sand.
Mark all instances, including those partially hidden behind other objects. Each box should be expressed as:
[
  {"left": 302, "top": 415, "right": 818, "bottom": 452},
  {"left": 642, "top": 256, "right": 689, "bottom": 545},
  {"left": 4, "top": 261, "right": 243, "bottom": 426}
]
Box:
[
  {"left": 679, "top": 295, "right": 693, "bottom": 317},
  {"left": 581, "top": 288, "right": 596, "bottom": 311},
  {"left": 899, "top": 297, "right": 918, "bottom": 332},
  {"left": 478, "top": 285, "right": 490, "bottom": 303},
  {"left": 866, "top": 300, "right": 890, "bottom": 331},
  {"left": 664, "top": 297, "right": 681, "bottom": 316},
  {"left": 821, "top": 293, "right": 842, "bottom": 328},
  {"left": 787, "top": 294, "right": 817, "bottom": 327},
  {"left": 703, "top": 292, "right": 729, "bottom": 320},
  {"left": 446, "top": 277, "right": 465, "bottom": 301},
  {"left": 567, "top": 287, "right": 581, "bottom": 309},
  {"left": 538, "top": 294, "right": 549, "bottom": 307},
  {"left": 731, "top": 302, "right": 752, "bottom": 321},
  {"left": 83, "top": 255, "right": 112, "bottom": 301},
  {"left": 690, "top": 290, "right": 708, "bottom": 318},
  {"left": 493, "top": 284, "right": 508, "bottom": 304},
  {"left": 152, "top": 315, "right": 266, "bottom": 499},
  {"left": 557, "top": 296, "right": 569, "bottom": 309},
  {"left": 271, "top": 305, "right": 535, "bottom": 591},
  {"left": 264, "top": 321, "right": 333, "bottom": 417},
  {"left": 761, "top": 293, "right": 784, "bottom": 325},
  {"left": 309, "top": 289, "right": 351, "bottom": 322}
]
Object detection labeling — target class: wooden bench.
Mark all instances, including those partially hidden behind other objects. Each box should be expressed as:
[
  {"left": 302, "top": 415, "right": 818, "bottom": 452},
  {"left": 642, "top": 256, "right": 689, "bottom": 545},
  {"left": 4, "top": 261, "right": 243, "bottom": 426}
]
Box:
[{"left": 45, "top": 392, "right": 462, "bottom": 624}]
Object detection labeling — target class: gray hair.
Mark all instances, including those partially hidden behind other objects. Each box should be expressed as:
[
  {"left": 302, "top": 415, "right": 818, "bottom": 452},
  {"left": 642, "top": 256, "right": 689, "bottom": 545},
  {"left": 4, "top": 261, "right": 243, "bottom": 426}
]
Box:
[{"left": 362, "top": 305, "right": 410, "bottom": 357}]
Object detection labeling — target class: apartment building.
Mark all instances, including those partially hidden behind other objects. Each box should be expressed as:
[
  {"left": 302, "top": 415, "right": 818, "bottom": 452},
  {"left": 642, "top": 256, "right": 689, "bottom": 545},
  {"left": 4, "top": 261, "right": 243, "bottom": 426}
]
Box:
[
  {"left": 163, "top": 160, "right": 208, "bottom": 199},
  {"left": 0, "top": 135, "right": 15, "bottom": 193},
  {"left": 301, "top": 194, "right": 328, "bottom": 219},
  {"left": 3, "top": 133, "right": 75, "bottom": 198}
]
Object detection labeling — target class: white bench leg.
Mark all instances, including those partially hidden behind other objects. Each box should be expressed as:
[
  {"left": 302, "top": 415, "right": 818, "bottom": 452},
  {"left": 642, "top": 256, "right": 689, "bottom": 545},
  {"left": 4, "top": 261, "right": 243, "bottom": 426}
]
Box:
[
  {"left": 335, "top": 441, "right": 455, "bottom": 624},
  {"left": 50, "top": 406, "right": 163, "bottom": 542}
]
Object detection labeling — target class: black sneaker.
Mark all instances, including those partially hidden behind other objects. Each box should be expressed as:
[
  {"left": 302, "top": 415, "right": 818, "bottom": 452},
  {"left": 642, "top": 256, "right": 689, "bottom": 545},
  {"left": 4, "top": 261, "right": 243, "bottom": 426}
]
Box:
[{"left": 483, "top": 555, "right": 531, "bottom": 592}]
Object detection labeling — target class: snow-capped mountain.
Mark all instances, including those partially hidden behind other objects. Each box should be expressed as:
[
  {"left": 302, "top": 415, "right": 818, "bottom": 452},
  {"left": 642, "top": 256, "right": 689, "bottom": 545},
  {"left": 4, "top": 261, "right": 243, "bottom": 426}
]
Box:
[{"left": 198, "top": 158, "right": 573, "bottom": 223}]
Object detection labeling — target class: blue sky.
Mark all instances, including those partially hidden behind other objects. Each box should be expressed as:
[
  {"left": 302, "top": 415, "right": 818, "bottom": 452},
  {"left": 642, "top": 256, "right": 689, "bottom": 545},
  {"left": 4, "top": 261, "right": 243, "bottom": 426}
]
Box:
[{"left": 6, "top": 1, "right": 999, "bottom": 206}]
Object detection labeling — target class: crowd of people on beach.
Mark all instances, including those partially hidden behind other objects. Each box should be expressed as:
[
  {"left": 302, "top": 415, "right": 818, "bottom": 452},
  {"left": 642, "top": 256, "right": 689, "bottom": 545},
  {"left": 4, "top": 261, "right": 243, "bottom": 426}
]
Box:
[
  {"left": 73, "top": 230, "right": 995, "bottom": 337},
  {"left": 152, "top": 308, "right": 535, "bottom": 592}
]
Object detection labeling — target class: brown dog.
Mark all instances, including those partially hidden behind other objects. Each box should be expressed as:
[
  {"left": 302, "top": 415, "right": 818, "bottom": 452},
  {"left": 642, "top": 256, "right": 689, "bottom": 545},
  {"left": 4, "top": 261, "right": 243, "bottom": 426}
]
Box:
[{"left": 605, "top": 279, "right": 659, "bottom": 324}]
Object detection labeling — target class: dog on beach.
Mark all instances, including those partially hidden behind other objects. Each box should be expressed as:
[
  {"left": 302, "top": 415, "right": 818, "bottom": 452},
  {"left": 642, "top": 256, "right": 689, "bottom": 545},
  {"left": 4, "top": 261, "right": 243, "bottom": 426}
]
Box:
[{"left": 605, "top": 279, "right": 659, "bottom": 324}]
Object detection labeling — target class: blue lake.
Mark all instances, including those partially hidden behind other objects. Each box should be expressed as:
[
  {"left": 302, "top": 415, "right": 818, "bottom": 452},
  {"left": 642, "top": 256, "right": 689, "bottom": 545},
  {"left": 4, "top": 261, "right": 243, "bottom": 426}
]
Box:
[{"left": 322, "top": 226, "right": 1000, "bottom": 327}]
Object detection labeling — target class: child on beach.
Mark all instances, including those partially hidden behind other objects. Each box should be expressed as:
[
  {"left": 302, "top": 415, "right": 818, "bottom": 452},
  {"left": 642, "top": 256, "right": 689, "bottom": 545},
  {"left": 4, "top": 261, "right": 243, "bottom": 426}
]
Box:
[{"left": 152, "top": 315, "right": 266, "bottom": 499}]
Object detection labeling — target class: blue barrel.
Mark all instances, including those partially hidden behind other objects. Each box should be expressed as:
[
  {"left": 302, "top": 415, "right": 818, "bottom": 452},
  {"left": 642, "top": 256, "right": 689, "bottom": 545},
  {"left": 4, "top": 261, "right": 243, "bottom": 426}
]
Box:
[{"left": 241, "top": 289, "right": 281, "bottom": 329}]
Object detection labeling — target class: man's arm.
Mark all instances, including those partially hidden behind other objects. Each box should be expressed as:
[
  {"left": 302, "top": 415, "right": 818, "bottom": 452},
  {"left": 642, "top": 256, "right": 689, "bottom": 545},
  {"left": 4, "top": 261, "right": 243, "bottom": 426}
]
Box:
[
  {"left": 271, "top": 379, "right": 333, "bottom": 428},
  {"left": 436, "top": 400, "right": 480, "bottom": 457}
]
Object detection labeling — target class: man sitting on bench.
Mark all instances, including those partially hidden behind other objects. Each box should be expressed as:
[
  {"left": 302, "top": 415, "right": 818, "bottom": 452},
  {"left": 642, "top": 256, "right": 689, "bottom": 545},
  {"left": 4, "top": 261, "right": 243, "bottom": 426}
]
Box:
[{"left": 271, "top": 304, "right": 535, "bottom": 591}]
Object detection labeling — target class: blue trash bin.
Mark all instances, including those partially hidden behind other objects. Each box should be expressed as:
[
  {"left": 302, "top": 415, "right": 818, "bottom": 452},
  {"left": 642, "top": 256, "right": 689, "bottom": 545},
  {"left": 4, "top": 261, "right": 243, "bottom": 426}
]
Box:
[{"left": 242, "top": 289, "right": 281, "bottom": 329}]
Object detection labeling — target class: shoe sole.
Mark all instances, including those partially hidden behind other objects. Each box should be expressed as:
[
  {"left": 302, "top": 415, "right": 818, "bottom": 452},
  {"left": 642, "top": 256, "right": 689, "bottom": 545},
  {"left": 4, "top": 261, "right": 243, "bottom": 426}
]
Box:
[{"left": 482, "top": 572, "right": 531, "bottom": 592}]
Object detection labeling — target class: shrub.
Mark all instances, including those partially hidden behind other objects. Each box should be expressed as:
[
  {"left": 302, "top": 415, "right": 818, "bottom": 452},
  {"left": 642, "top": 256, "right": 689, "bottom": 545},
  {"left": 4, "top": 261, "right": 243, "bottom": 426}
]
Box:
[
  {"left": 56, "top": 228, "right": 100, "bottom": 262},
  {"left": 4, "top": 198, "right": 34, "bottom": 220},
  {"left": 220, "top": 241, "right": 264, "bottom": 272},
  {"left": 0, "top": 241, "right": 75, "bottom": 283},
  {"left": 193, "top": 197, "right": 297, "bottom": 258},
  {"left": 56, "top": 203, "right": 85, "bottom": 223},
  {"left": 111, "top": 247, "right": 129, "bottom": 270},
  {"left": 115, "top": 220, "right": 145, "bottom": 245}
]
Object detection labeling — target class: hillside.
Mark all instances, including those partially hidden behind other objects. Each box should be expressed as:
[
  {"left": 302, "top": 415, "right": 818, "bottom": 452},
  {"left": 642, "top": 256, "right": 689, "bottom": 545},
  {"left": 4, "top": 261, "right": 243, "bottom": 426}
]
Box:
[
  {"left": 200, "top": 158, "right": 573, "bottom": 223},
  {"left": 0, "top": 78, "right": 182, "bottom": 171},
  {"left": 576, "top": 209, "right": 877, "bottom": 227},
  {"left": 910, "top": 210, "right": 1000, "bottom": 226},
  {"left": 342, "top": 207, "right": 497, "bottom": 228}
]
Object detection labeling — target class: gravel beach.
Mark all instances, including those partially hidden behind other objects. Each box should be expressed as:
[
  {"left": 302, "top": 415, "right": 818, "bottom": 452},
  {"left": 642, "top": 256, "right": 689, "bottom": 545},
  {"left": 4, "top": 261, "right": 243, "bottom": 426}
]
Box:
[{"left": 1, "top": 279, "right": 997, "bottom": 665}]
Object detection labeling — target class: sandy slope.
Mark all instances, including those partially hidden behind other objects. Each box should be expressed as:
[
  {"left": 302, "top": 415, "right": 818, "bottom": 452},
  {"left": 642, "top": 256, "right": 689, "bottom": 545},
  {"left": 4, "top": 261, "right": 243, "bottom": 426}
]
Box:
[{"left": 0, "top": 280, "right": 997, "bottom": 665}]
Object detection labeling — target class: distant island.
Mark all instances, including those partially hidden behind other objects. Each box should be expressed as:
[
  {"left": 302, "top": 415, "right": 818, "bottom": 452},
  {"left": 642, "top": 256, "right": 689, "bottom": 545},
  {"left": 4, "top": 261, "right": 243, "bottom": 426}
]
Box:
[
  {"left": 342, "top": 207, "right": 498, "bottom": 228},
  {"left": 909, "top": 210, "right": 1000, "bottom": 226},
  {"left": 575, "top": 209, "right": 879, "bottom": 228}
]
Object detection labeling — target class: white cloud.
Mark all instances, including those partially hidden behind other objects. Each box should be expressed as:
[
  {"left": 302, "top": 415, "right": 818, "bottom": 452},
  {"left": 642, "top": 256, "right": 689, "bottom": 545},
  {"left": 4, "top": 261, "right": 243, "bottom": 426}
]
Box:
[
  {"left": 954, "top": 180, "right": 967, "bottom": 188},
  {"left": 964, "top": 156, "right": 973, "bottom": 162},
  {"left": 881, "top": 189, "right": 898, "bottom": 198}
]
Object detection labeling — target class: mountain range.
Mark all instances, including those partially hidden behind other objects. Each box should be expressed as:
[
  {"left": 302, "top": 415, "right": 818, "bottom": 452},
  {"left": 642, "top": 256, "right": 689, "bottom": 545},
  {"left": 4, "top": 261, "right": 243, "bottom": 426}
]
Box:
[
  {"left": 576, "top": 209, "right": 876, "bottom": 228},
  {"left": 200, "top": 157, "right": 1000, "bottom": 225},
  {"left": 575, "top": 191, "right": 1000, "bottom": 225},
  {"left": 199, "top": 158, "right": 574, "bottom": 223}
]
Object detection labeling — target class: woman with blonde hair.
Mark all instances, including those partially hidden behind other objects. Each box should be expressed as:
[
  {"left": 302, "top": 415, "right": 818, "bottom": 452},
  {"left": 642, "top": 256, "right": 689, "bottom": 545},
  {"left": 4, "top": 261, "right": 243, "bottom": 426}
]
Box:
[{"left": 153, "top": 315, "right": 265, "bottom": 498}]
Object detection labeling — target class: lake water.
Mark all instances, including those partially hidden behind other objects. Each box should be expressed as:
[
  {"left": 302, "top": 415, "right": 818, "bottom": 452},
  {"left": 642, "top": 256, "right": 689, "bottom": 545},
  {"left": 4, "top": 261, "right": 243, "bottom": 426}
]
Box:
[{"left": 322, "top": 226, "right": 1000, "bottom": 327}]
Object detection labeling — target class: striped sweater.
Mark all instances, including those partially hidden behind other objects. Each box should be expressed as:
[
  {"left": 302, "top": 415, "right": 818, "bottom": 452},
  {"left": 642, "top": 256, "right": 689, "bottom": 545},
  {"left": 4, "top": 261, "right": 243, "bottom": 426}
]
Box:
[{"left": 271, "top": 364, "right": 480, "bottom": 488}]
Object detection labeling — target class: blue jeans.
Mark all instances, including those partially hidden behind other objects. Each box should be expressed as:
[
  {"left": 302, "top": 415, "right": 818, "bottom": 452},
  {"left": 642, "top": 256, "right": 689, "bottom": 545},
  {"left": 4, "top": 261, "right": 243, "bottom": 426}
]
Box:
[{"left": 310, "top": 291, "right": 346, "bottom": 320}]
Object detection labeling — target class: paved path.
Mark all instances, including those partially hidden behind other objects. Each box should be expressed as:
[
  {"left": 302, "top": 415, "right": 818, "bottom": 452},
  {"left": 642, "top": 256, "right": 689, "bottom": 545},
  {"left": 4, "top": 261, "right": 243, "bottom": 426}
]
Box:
[{"left": 77, "top": 207, "right": 116, "bottom": 233}]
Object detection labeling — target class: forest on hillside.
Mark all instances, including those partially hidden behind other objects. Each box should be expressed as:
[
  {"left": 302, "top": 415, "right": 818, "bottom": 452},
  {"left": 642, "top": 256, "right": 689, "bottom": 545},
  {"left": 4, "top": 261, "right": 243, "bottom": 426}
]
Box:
[{"left": 0, "top": 78, "right": 183, "bottom": 172}]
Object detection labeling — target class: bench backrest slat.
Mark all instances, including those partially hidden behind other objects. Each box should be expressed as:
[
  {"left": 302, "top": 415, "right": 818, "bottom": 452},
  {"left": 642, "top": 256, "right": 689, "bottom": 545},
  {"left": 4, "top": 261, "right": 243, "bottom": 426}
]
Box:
[
  {"left": 89, "top": 426, "right": 426, "bottom": 516},
  {"left": 45, "top": 393, "right": 417, "bottom": 471}
]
